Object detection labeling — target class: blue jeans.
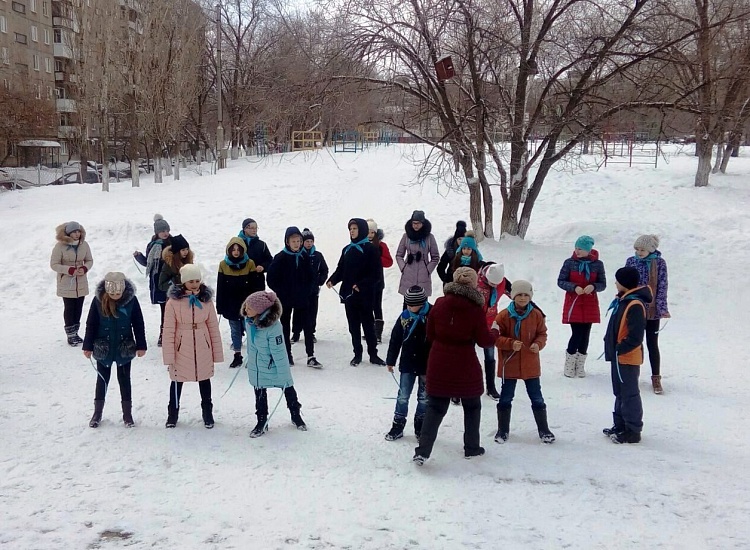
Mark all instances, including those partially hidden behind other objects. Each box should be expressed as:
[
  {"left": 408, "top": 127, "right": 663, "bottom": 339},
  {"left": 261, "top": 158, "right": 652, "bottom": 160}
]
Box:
[
  {"left": 228, "top": 319, "right": 244, "bottom": 352},
  {"left": 498, "top": 377, "right": 546, "bottom": 410},
  {"left": 394, "top": 372, "right": 427, "bottom": 421}
]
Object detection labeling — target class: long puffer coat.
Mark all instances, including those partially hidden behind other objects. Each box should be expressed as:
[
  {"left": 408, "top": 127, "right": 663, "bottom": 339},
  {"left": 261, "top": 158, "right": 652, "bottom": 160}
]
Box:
[
  {"left": 244, "top": 298, "right": 294, "bottom": 389},
  {"left": 50, "top": 223, "right": 93, "bottom": 298},
  {"left": 557, "top": 249, "right": 606, "bottom": 324},
  {"left": 395, "top": 220, "right": 439, "bottom": 296}
]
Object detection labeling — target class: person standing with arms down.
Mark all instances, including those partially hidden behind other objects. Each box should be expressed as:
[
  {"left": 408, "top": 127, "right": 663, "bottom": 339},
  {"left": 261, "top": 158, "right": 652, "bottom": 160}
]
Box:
[{"left": 395, "top": 210, "right": 439, "bottom": 308}]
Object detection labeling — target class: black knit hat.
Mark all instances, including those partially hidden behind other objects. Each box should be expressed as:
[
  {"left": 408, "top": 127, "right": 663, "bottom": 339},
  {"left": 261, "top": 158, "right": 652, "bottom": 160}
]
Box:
[
  {"left": 242, "top": 218, "right": 256, "bottom": 230},
  {"left": 302, "top": 227, "right": 315, "bottom": 242},
  {"left": 453, "top": 220, "right": 467, "bottom": 241},
  {"left": 170, "top": 234, "right": 189, "bottom": 252},
  {"left": 404, "top": 285, "right": 427, "bottom": 306},
  {"left": 615, "top": 267, "right": 640, "bottom": 290}
]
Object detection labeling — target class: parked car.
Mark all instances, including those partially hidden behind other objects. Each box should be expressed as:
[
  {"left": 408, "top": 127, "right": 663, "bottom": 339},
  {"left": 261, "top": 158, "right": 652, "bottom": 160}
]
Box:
[{"left": 49, "top": 171, "right": 101, "bottom": 185}]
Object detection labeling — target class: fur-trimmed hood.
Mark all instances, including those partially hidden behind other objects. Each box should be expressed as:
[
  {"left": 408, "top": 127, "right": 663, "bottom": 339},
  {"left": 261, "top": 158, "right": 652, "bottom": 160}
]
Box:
[
  {"left": 404, "top": 219, "right": 432, "bottom": 241},
  {"left": 95, "top": 277, "right": 136, "bottom": 305},
  {"left": 55, "top": 223, "right": 87, "bottom": 244},
  {"left": 247, "top": 299, "right": 282, "bottom": 329},
  {"left": 444, "top": 281, "right": 484, "bottom": 307},
  {"left": 167, "top": 282, "right": 214, "bottom": 303},
  {"left": 162, "top": 245, "right": 195, "bottom": 268}
]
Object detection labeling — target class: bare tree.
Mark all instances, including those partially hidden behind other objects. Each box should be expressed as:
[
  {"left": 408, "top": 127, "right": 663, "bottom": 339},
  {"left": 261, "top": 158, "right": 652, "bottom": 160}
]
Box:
[{"left": 0, "top": 86, "right": 57, "bottom": 167}]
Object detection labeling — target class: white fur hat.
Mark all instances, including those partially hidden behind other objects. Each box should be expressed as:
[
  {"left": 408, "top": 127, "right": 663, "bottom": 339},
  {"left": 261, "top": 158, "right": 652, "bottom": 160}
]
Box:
[
  {"left": 179, "top": 264, "right": 202, "bottom": 283},
  {"left": 485, "top": 263, "right": 505, "bottom": 286},
  {"left": 367, "top": 218, "right": 378, "bottom": 232}
]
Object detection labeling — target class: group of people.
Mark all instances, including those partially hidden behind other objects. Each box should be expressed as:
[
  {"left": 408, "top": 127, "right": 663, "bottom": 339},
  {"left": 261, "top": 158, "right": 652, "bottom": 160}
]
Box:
[{"left": 50, "top": 211, "right": 669, "bottom": 461}]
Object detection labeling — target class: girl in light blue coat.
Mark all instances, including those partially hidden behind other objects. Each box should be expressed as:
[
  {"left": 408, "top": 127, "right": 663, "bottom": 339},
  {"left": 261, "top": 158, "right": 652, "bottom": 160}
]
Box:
[{"left": 242, "top": 290, "right": 307, "bottom": 437}]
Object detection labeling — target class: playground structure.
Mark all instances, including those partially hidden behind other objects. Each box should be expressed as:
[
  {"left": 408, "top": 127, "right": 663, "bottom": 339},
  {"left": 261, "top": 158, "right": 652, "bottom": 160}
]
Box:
[
  {"left": 291, "top": 131, "right": 323, "bottom": 151},
  {"left": 333, "top": 129, "right": 398, "bottom": 152},
  {"left": 595, "top": 131, "right": 661, "bottom": 167}
]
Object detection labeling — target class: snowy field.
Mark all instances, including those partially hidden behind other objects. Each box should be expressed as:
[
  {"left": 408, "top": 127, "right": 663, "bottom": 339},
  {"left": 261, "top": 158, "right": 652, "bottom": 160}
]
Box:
[{"left": 1, "top": 145, "right": 748, "bottom": 549}]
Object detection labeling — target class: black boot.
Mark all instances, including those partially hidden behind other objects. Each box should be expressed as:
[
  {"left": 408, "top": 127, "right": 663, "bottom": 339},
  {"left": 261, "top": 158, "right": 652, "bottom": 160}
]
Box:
[
  {"left": 374, "top": 319, "right": 385, "bottom": 343},
  {"left": 290, "top": 405, "right": 307, "bottom": 431},
  {"left": 72, "top": 323, "right": 84, "bottom": 345},
  {"left": 229, "top": 352, "right": 243, "bottom": 368},
  {"left": 385, "top": 418, "right": 406, "bottom": 441},
  {"left": 89, "top": 399, "right": 105, "bottom": 428},
  {"left": 485, "top": 360, "right": 499, "bottom": 400},
  {"left": 201, "top": 400, "right": 214, "bottom": 429},
  {"left": 157, "top": 329, "right": 163, "bottom": 348},
  {"left": 65, "top": 325, "right": 79, "bottom": 346},
  {"left": 533, "top": 408, "right": 556, "bottom": 444},
  {"left": 165, "top": 406, "right": 179, "bottom": 428},
  {"left": 121, "top": 400, "right": 135, "bottom": 427},
  {"left": 250, "top": 416, "right": 268, "bottom": 437},
  {"left": 494, "top": 406, "right": 511, "bottom": 443},
  {"left": 414, "top": 416, "right": 424, "bottom": 439},
  {"left": 369, "top": 354, "right": 386, "bottom": 366}
]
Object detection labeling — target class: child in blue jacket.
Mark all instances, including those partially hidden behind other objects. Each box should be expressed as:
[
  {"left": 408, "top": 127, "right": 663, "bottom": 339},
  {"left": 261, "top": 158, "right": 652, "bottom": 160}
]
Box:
[{"left": 242, "top": 290, "right": 307, "bottom": 437}]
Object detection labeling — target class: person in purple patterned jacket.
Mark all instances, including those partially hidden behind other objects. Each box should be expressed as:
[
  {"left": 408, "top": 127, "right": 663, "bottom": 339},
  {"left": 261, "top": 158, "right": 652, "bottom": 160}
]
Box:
[{"left": 625, "top": 235, "right": 670, "bottom": 395}]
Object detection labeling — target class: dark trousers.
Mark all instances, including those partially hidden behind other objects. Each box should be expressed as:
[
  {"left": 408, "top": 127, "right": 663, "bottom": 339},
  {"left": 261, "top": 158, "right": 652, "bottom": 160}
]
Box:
[
  {"left": 94, "top": 361, "right": 132, "bottom": 401},
  {"left": 498, "top": 377, "right": 546, "bottom": 410},
  {"left": 282, "top": 305, "right": 314, "bottom": 357},
  {"left": 159, "top": 302, "right": 166, "bottom": 332},
  {"left": 646, "top": 319, "right": 661, "bottom": 375},
  {"left": 373, "top": 286, "right": 384, "bottom": 320},
  {"left": 292, "top": 295, "right": 319, "bottom": 336},
  {"left": 345, "top": 296, "right": 377, "bottom": 357},
  {"left": 254, "top": 386, "right": 300, "bottom": 417},
  {"left": 168, "top": 379, "right": 212, "bottom": 409},
  {"left": 611, "top": 361, "right": 643, "bottom": 433},
  {"left": 566, "top": 322, "right": 592, "bottom": 354},
  {"left": 415, "top": 395, "right": 482, "bottom": 458},
  {"left": 62, "top": 296, "right": 85, "bottom": 326}
]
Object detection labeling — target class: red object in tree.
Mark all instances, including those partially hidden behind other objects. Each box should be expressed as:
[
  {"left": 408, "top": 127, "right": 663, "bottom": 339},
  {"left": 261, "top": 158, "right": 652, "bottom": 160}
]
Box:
[{"left": 435, "top": 56, "right": 455, "bottom": 81}]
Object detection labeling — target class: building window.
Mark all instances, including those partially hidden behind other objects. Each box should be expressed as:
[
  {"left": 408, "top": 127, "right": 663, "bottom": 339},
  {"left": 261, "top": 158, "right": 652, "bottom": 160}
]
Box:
[
  {"left": 0, "top": 16, "right": 6, "bottom": 33},
  {"left": 1, "top": 48, "right": 9, "bottom": 65},
  {"left": 42, "top": 1, "right": 48, "bottom": 15},
  {"left": 15, "top": 33, "right": 27, "bottom": 44},
  {"left": 53, "top": 28, "right": 61, "bottom": 43},
  {"left": 45, "top": 57, "right": 52, "bottom": 73},
  {"left": 31, "top": 26, "right": 38, "bottom": 42},
  {"left": 12, "top": 1, "right": 25, "bottom": 14},
  {"left": 3, "top": 80, "right": 9, "bottom": 90},
  {"left": 55, "top": 86, "right": 63, "bottom": 98},
  {"left": 35, "top": 84, "right": 41, "bottom": 100},
  {"left": 47, "top": 85, "right": 52, "bottom": 98},
  {"left": 33, "top": 54, "right": 39, "bottom": 71},
  {"left": 54, "top": 59, "right": 62, "bottom": 72},
  {"left": 44, "top": 28, "right": 50, "bottom": 45},
  {"left": 30, "top": 0, "right": 36, "bottom": 11}
]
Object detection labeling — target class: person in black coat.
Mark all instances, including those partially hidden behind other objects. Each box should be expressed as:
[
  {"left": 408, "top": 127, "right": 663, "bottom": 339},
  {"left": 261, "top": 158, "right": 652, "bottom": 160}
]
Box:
[
  {"left": 326, "top": 217, "right": 386, "bottom": 366},
  {"left": 384, "top": 285, "right": 432, "bottom": 442},
  {"left": 436, "top": 220, "right": 467, "bottom": 288},
  {"left": 238, "top": 218, "right": 273, "bottom": 293},
  {"left": 292, "top": 228, "right": 329, "bottom": 352},
  {"left": 267, "top": 226, "right": 317, "bottom": 366}
]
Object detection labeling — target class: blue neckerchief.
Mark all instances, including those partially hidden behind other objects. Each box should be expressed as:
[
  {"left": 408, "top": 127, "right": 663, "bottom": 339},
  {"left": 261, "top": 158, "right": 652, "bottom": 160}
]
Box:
[
  {"left": 188, "top": 294, "right": 203, "bottom": 309},
  {"left": 455, "top": 245, "right": 484, "bottom": 262},
  {"left": 345, "top": 237, "right": 369, "bottom": 254},
  {"left": 489, "top": 287, "right": 498, "bottom": 307},
  {"left": 577, "top": 259, "right": 592, "bottom": 280},
  {"left": 606, "top": 293, "right": 640, "bottom": 318},
  {"left": 117, "top": 305, "right": 128, "bottom": 317},
  {"left": 409, "top": 238, "right": 426, "bottom": 248},
  {"left": 401, "top": 303, "right": 430, "bottom": 341},
  {"left": 246, "top": 309, "right": 271, "bottom": 342},
  {"left": 303, "top": 245, "right": 316, "bottom": 256},
  {"left": 507, "top": 302, "right": 534, "bottom": 338},
  {"left": 224, "top": 253, "right": 250, "bottom": 269},
  {"left": 460, "top": 255, "right": 472, "bottom": 266},
  {"left": 283, "top": 247, "right": 304, "bottom": 266},
  {"left": 238, "top": 231, "right": 259, "bottom": 246},
  {"left": 634, "top": 252, "right": 658, "bottom": 269}
]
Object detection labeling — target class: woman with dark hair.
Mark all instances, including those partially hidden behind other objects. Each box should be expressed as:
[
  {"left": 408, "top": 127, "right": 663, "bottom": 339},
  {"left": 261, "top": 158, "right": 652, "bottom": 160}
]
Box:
[
  {"left": 395, "top": 210, "right": 439, "bottom": 307},
  {"left": 437, "top": 220, "right": 467, "bottom": 287}
]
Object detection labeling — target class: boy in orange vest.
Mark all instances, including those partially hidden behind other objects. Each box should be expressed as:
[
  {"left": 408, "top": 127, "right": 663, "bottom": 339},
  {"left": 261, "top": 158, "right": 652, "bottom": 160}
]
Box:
[{"left": 603, "top": 267, "right": 653, "bottom": 444}]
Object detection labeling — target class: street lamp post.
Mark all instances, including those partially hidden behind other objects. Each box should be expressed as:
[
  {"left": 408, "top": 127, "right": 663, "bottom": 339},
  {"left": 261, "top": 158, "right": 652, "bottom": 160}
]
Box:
[{"left": 216, "top": 2, "right": 225, "bottom": 169}]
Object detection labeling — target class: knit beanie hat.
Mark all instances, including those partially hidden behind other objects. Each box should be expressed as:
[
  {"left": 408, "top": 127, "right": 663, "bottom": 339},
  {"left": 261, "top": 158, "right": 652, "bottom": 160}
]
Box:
[
  {"left": 615, "top": 267, "right": 640, "bottom": 290},
  {"left": 458, "top": 231, "right": 479, "bottom": 254},
  {"left": 634, "top": 234, "right": 659, "bottom": 253},
  {"left": 242, "top": 218, "right": 256, "bottom": 230},
  {"left": 575, "top": 235, "right": 595, "bottom": 252},
  {"left": 65, "top": 221, "right": 81, "bottom": 235},
  {"left": 284, "top": 226, "right": 303, "bottom": 244},
  {"left": 510, "top": 280, "right": 533, "bottom": 299},
  {"left": 404, "top": 285, "right": 427, "bottom": 306},
  {"left": 170, "top": 234, "right": 189, "bottom": 252},
  {"left": 410, "top": 210, "right": 426, "bottom": 223},
  {"left": 453, "top": 220, "right": 467, "bottom": 241},
  {"left": 367, "top": 219, "right": 378, "bottom": 233},
  {"left": 302, "top": 228, "right": 315, "bottom": 242},
  {"left": 485, "top": 263, "right": 505, "bottom": 286},
  {"left": 244, "top": 290, "right": 277, "bottom": 315},
  {"left": 453, "top": 266, "right": 478, "bottom": 289},
  {"left": 179, "top": 264, "right": 202, "bottom": 283},
  {"left": 153, "top": 214, "right": 170, "bottom": 234},
  {"left": 104, "top": 271, "right": 126, "bottom": 294}
]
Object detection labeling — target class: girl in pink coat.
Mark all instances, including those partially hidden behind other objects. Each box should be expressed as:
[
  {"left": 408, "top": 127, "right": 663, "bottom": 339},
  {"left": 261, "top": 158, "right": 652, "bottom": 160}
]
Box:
[{"left": 162, "top": 264, "right": 224, "bottom": 429}]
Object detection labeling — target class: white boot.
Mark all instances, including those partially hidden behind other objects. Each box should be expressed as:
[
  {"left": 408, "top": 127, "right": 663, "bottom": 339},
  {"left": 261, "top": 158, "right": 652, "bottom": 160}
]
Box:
[
  {"left": 564, "top": 353, "right": 577, "bottom": 378},
  {"left": 576, "top": 352, "right": 587, "bottom": 378}
]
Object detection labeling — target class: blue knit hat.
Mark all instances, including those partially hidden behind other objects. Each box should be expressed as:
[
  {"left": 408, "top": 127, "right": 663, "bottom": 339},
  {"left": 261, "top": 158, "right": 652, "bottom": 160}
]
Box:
[
  {"left": 456, "top": 231, "right": 483, "bottom": 261},
  {"left": 575, "top": 235, "right": 594, "bottom": 252}
]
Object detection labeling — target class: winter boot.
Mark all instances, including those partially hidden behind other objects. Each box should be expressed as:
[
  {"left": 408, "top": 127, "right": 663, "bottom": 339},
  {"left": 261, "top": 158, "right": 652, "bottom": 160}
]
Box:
[
  {"left": 306, "top": 356, "right": 323, "bottom": 369},
  {"left": 165, "top": 406, "right": 179, "bottom": 428},
  {"left": 290, "top": 405, "right": 307, "bottom": 431},
  {"left": 288, "top": 354, "right": 295, "bottom": 366},
  {"left": 412, "top": 454, "right": 427, "bottom": 466},
  {"left": 464, "top": 447, "right": 486, "bottom": 459},
  {"left": 575, "top": 352, "right": 587, "bottom": 378},
  {"left": 71, "top": 323, "right": 84, "bottom": 345},
  {"left": 157, "top": 329, "right": 163, "bottom": 347},
  {"left": 414, "top": 416, "right": 424, "bottom": 440},
  {"left": 89, "top": 400, "right": 105, "bottom": 428},
  {"left": 494, "top": 406, "right": 511, "bottom": 443},
  {"left": 602, "top": 426, "right": 619, "bottom": 436},
  {"left": 121, "top": 400, "right": 135, "bottom": 428},
  {"left": 291, "top": 332, "right": 300, "bottom": 343},
  {"left": 651, "top": 375, "right": 663, "bottom": 395},
  {"left": 451, "top": 397, "right": 461, "bottom": 406},
  {"left": 611, "top": 429, "right": 641, "bottom": 444},
  {"left": 485, "top": 360, "right": 500, "bottom": 400},
  {"left": 564, "top": 352, "right": 577, "bottom": 377},
  {"left": 374, "top": 319, "right": 385, "bottom": 343},
  {"left": 65, "top": 325, "right": 79, "bottom": 347},
  {"left": 385, "top": 418, "right": 406, "bottom": 441},
  {"left": 533, "top": 408, "right": 556, "bottom": 444},
  {"left": 201, "top": 400, "right": 214, "bottom": 429},
  {"left": 229, "top": 352, "right": 243, "bottom": 368},
  {"left": 250, "top": 416, "right": 268, "bottom": 438},
  {"left": 369, "top": 354, "right": 386, "bottom": 366},
  {"left": 350, "top": 355, "right": 362, "bottom": 367}
]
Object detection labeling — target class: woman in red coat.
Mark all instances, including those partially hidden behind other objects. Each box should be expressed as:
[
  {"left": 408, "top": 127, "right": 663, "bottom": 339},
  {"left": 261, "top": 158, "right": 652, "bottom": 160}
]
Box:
[
  {"left": 556, "top": 235, "right": 606, "bottom": 378},
  {"left": 367, "top": 219, "right": 393, "bottom": 342},
  {"left": 412, "top": 267, "right": 499, "bottom": 465}
]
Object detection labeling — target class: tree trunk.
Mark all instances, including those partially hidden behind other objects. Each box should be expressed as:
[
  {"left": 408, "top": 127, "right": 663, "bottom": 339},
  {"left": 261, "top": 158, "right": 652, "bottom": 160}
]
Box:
[
  {"left": 174, "top": 154, "right": 180, "bottom": 181},
  {"left": 720, "top": 134, "right": 741, "bottom": 172},
  {"left": 694, "top": 138, "right": 712, "bottom": 187},
  {"left": 165, "top": 152, "right": 173, "bottom": 176},
  {"left": 154, "top": 156, "right": 163, "bottom": 184},
  {"left": 711, "top": 142, "right": 723, "bottom": 173},
  {"left": 130, "top": 158, "right": 140, "bottom": 187},
  {"left": 477, "top": 170, "right": 494, "bottom": 239},
  {"left": 102, "top": 159, "right": 110, "bottom": 193},
  {"left": 467, "top": 176, "right": 483, "bottom": 237}
]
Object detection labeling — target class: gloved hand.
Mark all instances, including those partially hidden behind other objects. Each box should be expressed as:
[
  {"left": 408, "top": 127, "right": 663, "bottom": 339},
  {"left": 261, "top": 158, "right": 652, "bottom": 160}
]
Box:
[{"left": 406, "top": 253, "right": 414, "bottom": 265}]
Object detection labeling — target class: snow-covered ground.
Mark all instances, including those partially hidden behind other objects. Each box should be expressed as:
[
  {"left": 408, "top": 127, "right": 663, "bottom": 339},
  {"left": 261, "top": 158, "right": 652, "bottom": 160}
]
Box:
[{"left": 1, "top": 145, "right": 748, "bottom": 549}]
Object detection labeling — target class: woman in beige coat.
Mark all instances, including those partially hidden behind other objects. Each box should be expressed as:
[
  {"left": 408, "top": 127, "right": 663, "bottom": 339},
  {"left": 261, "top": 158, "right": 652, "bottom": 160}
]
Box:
[
  {"left": 162, "top": 264, "right": 223, "bottom": 429},
  {"left": 50, "top": 221, "right": 93, "bottom": 345}
]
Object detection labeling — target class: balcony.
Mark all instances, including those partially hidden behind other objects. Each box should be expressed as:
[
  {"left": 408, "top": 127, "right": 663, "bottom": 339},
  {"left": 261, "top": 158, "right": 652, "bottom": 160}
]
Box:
[
  {"left": 53, "top": 43, "right": 73, "bottom": 59},
  {"left": 58, "top": 125, "right": 76, "bottom": 137},
  {"left": 56, "top": 98, "right": 76, "bottom": 112}
]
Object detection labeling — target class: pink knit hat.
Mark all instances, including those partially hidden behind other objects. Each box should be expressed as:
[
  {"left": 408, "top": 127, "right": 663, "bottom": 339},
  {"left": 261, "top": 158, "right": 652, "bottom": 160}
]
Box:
[{"left": 244, "top": 290, "right": 277, "bottom": 315}]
